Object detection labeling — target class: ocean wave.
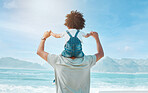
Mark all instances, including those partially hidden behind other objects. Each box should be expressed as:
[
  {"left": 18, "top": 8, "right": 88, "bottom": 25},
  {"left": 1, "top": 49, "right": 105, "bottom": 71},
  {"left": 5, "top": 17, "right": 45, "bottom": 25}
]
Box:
[
  {"left": 0, "top": 84, "right": 148, "bottom": 93},
  {"left": 0, "top": 84, "right": 99, "bottom": 93},
  {"left": 91, "top": 71, "right": 148, "bottom": 74},
  {"left": 0, "top": 84, "right": 55, "bottom": 93}
]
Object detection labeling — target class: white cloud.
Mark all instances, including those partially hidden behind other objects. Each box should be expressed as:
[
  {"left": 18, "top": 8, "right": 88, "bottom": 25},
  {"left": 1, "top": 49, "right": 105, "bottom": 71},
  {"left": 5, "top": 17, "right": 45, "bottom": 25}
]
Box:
[
  {"left": 124, "top": 46, "right": 133, "bottom": 51},
  {"left": 1, "top": 0, "right": 77, "bottom": 39},
  {"left": 117, "top": 45, "right": 133, "bottom": 52},
  {"left": 3, "top": 0, "right": 17, "bottom": 9}
]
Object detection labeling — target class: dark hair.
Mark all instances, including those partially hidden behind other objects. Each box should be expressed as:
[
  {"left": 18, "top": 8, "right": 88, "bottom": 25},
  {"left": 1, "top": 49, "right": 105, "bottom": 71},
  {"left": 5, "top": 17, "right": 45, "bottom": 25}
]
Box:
[{"left": 64, "top": 10, "right": 85, "bottom": 30}]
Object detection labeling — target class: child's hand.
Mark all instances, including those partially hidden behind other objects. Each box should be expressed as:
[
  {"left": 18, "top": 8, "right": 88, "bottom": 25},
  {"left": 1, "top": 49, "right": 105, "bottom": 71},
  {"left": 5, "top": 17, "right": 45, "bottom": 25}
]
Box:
[
  {"left": 50, "top": 31, "right": 53, "bottom": 36},
  {"left": 84, "top": 33, "right": 91, "bottom": 38},
  {"left": 50, "top": 31, "right": 62, "bottom": 38},
  {"left": 43, "top": 30, "right": 51, "bottom": 39},
  {"left": 90, "top": 31, "right": 99, "bottom": 39}
]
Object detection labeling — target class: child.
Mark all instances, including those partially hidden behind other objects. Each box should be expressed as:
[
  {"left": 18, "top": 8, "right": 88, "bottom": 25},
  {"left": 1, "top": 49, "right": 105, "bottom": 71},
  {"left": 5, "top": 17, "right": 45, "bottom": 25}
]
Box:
[
  {"left": 51, "top": 10, "right": 91, "bottom": 58},
  {"left": 51, "top": 10, "right": 91, "bottom": 85}
]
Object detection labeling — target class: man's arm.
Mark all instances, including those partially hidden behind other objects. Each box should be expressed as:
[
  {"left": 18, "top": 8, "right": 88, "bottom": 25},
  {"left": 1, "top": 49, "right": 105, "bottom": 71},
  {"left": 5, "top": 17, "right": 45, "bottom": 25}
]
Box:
[
  {"left": 37, "top": 31, "right": 51, "bottom": 62},
  {"left": 51, "top": 32, "right": 62, "bottom": 38},
  {"left": 91, "top": 32, "right": 104, "bottom": 62}
]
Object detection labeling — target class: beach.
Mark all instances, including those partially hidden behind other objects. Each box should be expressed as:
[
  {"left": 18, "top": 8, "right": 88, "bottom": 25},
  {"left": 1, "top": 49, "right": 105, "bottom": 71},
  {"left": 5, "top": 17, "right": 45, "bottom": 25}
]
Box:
[
  {"left": 1, "top": 85, "right": 148, "bottom": 93},
  {"left": 91, "top": 88, "right": 148, "bottom": 93},
  {"left": 99, "top": 91, "right": 148, "bottom": 93}
]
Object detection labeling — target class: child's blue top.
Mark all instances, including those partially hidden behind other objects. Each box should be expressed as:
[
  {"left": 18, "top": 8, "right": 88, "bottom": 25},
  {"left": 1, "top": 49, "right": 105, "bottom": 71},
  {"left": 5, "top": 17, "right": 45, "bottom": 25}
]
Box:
[{"left": 61, "top": 29, "right": 84, "bottom": 58}]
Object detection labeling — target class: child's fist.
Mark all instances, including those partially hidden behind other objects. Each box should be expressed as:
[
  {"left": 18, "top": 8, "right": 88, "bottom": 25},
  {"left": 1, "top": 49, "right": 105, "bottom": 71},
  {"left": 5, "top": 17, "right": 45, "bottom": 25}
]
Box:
[
  {"left": 43, "top": 30, "right": 51, "bottom": 39},
  {"left": 90, "top": 31, "right": 99, "bottom": 39}
]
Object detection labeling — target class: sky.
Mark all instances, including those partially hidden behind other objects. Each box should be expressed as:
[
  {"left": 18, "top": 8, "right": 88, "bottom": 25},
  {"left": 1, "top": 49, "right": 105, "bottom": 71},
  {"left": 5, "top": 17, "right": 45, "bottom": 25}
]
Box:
[{"left": 0, "top": 0, "right": 148, "bottom": 64}]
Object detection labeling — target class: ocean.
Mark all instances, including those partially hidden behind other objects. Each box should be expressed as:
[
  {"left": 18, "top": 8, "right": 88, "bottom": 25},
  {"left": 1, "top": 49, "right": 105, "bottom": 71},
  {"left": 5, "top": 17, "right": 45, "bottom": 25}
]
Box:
[{"left": 0, "top": 68, "right": 148, "bottom": 93}]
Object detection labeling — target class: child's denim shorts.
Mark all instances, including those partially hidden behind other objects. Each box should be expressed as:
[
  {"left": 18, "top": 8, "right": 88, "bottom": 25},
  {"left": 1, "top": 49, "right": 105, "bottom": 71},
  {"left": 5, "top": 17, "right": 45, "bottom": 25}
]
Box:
[
  {"left": 61, "top": 30, "right": 84, "bottom": 58},
  {"left": 61, "top": 44, "right": 84, "bottom": 58}
]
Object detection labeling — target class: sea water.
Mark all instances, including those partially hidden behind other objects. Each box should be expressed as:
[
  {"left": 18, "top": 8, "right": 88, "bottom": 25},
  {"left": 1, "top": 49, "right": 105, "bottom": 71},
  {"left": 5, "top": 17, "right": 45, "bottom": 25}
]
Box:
[{"left": 0, "top": 68, "right": 148, "bottom": 93}]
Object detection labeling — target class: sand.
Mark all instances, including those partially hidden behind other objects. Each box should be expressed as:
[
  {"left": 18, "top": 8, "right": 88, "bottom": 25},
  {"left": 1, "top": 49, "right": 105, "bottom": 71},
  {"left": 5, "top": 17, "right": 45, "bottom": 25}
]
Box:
[
  {"left": 99, "top": 90, "right": 148, "bottom": 93},
  {"left": 90, "top": 88, "right": 148, "bottom": 93}
]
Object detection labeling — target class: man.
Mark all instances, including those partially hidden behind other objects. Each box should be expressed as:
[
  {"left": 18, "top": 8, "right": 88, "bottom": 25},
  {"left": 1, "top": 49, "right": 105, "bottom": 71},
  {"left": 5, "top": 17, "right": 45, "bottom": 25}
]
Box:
[{"left": 37, "top": 31, "right": 104, "bottom": 93}]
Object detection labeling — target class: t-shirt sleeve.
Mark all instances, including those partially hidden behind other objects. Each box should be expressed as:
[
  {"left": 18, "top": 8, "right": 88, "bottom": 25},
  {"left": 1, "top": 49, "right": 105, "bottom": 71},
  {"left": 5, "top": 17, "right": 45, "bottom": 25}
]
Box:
[
  {"left": 47, "top": 53, "right": 59, "bottom": 68},
  {"left": 88, "top": 55, "right": 96, "bottom": 68},
  {"left": 59, "top": 31, "right": 66, "bottom": 38}
]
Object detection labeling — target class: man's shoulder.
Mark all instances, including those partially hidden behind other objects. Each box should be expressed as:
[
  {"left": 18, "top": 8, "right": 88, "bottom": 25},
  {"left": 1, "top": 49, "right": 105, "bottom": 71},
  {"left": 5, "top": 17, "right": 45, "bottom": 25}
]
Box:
[
  {"left": 60, "top": 55, "right": 96, "bottom": 62},
  {"left": 47, "top": 53, "right": 60, "bottom": 61},
  {"left": 48, "top": 54, "right": 96, "bottom": 61},
  {"left": 84, "top": 54, "right": 96, "bottom": 58},
  {"left": 47, "top": 54, "right": 96, "bottom": 68}
]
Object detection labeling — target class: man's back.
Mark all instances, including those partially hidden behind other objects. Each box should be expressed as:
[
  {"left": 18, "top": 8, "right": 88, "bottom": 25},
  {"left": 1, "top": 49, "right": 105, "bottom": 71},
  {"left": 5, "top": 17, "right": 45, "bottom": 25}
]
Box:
[
  {"left": 47, "top": 54, "right": 96, "bottom": 93},
  {"left": 37, "top": 31, "right": 104, "bottom": 93}
]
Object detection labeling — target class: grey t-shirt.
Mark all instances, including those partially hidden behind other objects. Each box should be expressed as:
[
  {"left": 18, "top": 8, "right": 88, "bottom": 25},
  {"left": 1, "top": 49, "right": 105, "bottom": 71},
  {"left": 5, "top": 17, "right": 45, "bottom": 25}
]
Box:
[{"left": 47, "top": 54, "right": 96, "bottom": 93}]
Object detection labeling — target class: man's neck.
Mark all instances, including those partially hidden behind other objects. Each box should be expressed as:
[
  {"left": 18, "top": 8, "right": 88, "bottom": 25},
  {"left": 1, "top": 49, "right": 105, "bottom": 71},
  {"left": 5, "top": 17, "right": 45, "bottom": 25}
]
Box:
[{"left": 70, "top": 57, "right": 76, "bottom": 59}]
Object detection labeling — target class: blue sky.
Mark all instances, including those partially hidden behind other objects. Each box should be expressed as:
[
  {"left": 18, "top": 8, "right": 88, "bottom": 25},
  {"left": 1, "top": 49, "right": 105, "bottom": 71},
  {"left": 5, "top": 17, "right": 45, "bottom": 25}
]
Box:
[{"left": 0, "top": 0, "right": 148, "bottom": 64}]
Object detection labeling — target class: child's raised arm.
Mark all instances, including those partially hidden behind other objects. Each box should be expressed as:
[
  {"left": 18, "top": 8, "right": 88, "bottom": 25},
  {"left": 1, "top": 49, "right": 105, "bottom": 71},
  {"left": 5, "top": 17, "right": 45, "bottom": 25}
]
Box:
[
  {"left": 51, "top": 31, "right": 62, "bottom": 38},
  {"left": 84, "top": 33, "right": 91, "bottom": 38}
]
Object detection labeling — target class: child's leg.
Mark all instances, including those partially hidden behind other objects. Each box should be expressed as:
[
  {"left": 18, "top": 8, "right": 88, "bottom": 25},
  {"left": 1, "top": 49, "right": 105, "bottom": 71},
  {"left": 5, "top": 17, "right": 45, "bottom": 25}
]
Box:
[
  {"left": 75, "top": 51, "right": 84, "bottom": 58},
  {"left": 61, "top": 50, "right": 72, "bottom": 58}
]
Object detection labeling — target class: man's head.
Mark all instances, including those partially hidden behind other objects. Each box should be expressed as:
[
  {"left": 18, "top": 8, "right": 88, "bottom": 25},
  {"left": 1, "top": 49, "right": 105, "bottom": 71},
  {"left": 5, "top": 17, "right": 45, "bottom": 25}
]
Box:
[{"left": 64, "top": 10, "right": 85, "bottom": 30}]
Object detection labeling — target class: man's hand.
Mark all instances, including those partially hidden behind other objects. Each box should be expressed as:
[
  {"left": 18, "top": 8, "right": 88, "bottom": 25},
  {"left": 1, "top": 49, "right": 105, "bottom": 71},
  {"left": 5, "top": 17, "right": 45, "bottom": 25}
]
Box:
[
  {"left": 37, "top": 31, "right": 51, "bottom": 62},
  {"left": 43, "top": 30, "right": 51, "bottom": 39},
  {"left": 90, "top": 31, "right": 99, "bottom": 39}
]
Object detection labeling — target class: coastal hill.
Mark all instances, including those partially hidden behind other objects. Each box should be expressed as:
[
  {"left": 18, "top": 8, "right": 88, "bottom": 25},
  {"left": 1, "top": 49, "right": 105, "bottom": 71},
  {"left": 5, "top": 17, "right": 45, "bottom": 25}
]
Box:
[
  {"left": 0, "top": 57, "right": 148, "bottom": 73},
  {"left": 92, "top": 56, "right": 148, "bottom": 73},
  {"left": 0, "top": 57, "right": 45, "bottom": 69},
  {"left": 92, "top": 56, "right": 120, "bottom": 72}
]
